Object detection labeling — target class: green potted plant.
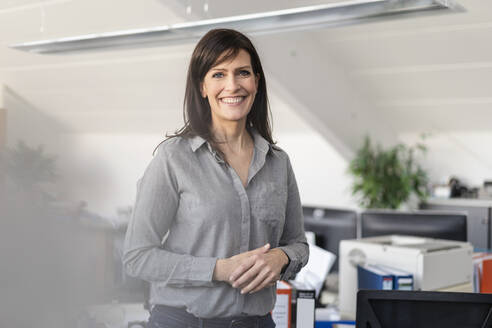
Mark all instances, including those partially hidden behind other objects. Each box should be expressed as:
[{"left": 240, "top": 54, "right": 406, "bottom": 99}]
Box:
[{"left": 348, "top": 136, "right": 429, "bottom": 209}]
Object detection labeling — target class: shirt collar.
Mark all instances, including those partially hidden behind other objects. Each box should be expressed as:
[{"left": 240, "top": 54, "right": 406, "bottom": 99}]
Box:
[
  {"left": 250, "top": 128, "right": 271, "bottom": 154},
  {"left": 189, "top": 135, "right": 207, "bottom": 152},
  {"left": 188, "top": 128, "right": 272, "bottom": 154}
]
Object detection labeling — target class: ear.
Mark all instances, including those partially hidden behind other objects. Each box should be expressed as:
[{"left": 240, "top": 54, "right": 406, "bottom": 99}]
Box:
[{"left": 255, "top": 73, "right": 260, "bottom": 89}]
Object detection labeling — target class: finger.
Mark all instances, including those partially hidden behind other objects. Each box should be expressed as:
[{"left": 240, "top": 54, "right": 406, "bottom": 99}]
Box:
[
  {"left": 248, "top": 243, "right": 270, "bottom": 256},
  {"left": 250, "top": 273, "right": 277, "bottom": 294},
  {"left": 229, "top": 255, "right": 257, "bottom": 282},
  {"left": 229, "top": 245, "right": 270, "bottom": 281},
  {"left": 249, "top": 270, "right": 279, "bottom": 293},
  {"left": 232, "top": 258, "right": 264, "bottom": 288},
  {"left": 241, "top": 268, "right": 271, "bottom": 294},
  {"left": 231, "top": 244, "right": 270, "bottom": 264}
]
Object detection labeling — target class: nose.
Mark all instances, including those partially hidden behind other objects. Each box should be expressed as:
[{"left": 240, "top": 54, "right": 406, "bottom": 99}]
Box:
[{"left": 224, "top": 75, "right": 240, "bottom": 92}]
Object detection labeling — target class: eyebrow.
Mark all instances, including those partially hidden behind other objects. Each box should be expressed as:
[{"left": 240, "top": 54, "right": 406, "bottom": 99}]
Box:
[{"left": 210, "top": 65, "right": 252, "bottom": 71}]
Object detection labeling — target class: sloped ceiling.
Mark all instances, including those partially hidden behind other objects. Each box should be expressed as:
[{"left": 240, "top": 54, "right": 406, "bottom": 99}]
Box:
[{"left": 1, "top": 0, "right": 490, "bottom": 159}]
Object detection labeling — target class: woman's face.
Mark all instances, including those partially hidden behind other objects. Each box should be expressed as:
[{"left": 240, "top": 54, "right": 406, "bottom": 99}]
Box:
[{"left": 201, "top": 49, "right": 259, "bottom": 127}]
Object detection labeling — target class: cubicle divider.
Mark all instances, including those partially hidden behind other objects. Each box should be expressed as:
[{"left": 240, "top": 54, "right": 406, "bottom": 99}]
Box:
[
  {"left": 360, "top": 209, "right": 468, "bottom": 242},
  {"left": 302, "top": 207, "right": 469, "bottom": 273},
  {"left": 422, "top": 199, "right": 492, "bottom": 249}
]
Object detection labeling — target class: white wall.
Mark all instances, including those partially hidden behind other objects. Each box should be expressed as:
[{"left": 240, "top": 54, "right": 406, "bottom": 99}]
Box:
[
  {"left": 2, "top": 86, "right": 70, "bottom": 198},
  {"left": 399, "top": 131, "right": 492, "bottom": 188},
  {"left": 56, "top": 133, "right": 165, "bottom": 217},
  {"left": 254, "top": 32, "right": 397, "bottom": 158},
  {"left": 270, "top": 94, "right": 357, "bottom": 210},
  {"left": 3, "top": 86, "right": 65, "bottom": 153},
  {"left": 276, "top": 132, "right": 357, "bottom": 209}
]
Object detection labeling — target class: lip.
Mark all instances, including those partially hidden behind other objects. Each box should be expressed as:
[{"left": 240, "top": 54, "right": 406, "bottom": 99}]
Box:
[{"left": 219, "top": 96, "right": 247, "bottom": 106}]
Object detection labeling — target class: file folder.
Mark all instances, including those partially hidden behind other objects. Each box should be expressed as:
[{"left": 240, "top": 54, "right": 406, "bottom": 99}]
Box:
[
  {"left": 273, "top": 281, "right": 292, "bottom": 328},
  {"left": 472, "top": 252, "right": 492, "bottom": 293},
  {"left": 377, "top": 264, "right": 413, "bottom": 290},
  {"left": 357, "top": 264, "right": 393, "bottom": 290},
  {"left": 481, "top": 258, "right": 492, "bottom": 293}
]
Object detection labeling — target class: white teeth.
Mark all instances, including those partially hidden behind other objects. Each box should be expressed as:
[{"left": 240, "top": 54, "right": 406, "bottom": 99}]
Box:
[{"left": 221, "top": 96, "right": 244, "bottom": 104}]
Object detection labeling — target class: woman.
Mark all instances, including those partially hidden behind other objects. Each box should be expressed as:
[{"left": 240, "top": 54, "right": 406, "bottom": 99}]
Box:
[{"left": 123, "top": 28, "right": 309, "bottom": 328}]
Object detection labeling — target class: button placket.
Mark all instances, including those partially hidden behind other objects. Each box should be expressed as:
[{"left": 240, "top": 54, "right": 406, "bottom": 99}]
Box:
[
  {"left": 227, "top": 165, "right": 251, "bottom": 254},
  {"left": 222, "top": 162, "right": 251, "bottom": 314}
]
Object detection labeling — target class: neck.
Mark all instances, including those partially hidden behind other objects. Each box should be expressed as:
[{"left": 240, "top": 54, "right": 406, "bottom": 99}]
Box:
[{"left": 211, "top": 119, "right": 251, "bottom": 153}]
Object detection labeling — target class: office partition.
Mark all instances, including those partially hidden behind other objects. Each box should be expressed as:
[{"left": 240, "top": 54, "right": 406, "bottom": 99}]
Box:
[
  {"left": 360, "top": 210, "right": 467, "bottom": 242},
  {"left": 422, "top": 198, "right": 492, "bottom": 249}
]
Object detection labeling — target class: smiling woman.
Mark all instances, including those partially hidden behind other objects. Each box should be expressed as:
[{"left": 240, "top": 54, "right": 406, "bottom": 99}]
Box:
[
  {"left": 201, "top": 49, "right": 259, "bottom": 126},
  {"left": 123, "top": 29, "right": 309, "bottom": 328}
]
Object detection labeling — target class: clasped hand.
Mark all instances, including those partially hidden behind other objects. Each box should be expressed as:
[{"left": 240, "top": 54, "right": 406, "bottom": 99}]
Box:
[{"left": 213, "top": 244, "right": 289, "bottom": 294}]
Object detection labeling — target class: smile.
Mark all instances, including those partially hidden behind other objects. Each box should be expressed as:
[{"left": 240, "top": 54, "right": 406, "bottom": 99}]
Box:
[{"left": 220, "top": 96, "right": 245, "bottom": 105}]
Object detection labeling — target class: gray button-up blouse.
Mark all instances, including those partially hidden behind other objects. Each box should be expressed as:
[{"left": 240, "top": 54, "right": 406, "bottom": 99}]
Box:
[{"left": 123, "top": 130, "right": 309, "bottom": 318}]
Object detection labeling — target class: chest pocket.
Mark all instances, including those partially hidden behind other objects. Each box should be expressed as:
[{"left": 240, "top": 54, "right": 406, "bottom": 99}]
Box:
[
  {"left": 251, "top": 181, "right": 287, "bottom": 217},
  {"left": 251, "top": 186, "right": 287, "bottom": 246}
]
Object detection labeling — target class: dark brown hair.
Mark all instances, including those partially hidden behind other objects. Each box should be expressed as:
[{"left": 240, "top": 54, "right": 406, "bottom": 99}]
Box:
[{"left": 167, "top": 28, "right": 274, "bottom": 146}]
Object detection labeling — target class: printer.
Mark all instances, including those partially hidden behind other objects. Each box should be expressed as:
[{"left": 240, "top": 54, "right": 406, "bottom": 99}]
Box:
[{"left": 339, "top": 235, "right": 473, "bottom": 319}]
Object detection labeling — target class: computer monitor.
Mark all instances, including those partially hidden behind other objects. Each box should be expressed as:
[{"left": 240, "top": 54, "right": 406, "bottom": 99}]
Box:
[
  {"left": 356, "top": 290, "right": 492, "bottom": 328},
  {"left": 360, "top": 210, "right": 467, "bottom": 242},
  {"left": 303, "top": 206, "right": 357, "bottom": 272}
]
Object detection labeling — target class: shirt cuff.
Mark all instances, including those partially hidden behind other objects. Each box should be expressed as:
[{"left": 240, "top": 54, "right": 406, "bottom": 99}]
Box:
[
  {"left": 278, "top": 246, "right": 303, "bottom": 281},
  {"left": 189, "top": 256, "right": 217, "bottom": 286},
  {"left": 168, "top": 256, "right": 218, "bottom": 287}
]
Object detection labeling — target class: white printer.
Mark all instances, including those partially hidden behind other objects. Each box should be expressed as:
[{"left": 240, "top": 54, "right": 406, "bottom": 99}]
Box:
[{"left": 338, "top": 235, "right": 473, "bottom": 319}]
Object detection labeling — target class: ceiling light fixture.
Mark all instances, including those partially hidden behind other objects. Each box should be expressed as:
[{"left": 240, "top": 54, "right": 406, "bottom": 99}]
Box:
[{"left": 10, "top": 0, "right": 464, "bottom": 55}]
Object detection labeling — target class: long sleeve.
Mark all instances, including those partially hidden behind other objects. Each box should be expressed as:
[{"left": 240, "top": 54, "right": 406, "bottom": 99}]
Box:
[
  {"left": 122, "top": 147, "right": 217, "bottom": 287},
  {"left": 278, "top": 156, "right": 309, "bottom": 280}
]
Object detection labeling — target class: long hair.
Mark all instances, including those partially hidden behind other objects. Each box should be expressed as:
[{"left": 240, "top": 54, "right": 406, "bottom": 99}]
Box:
[{"left": 168, "top": 28, "right": 274, "bottom": 146}]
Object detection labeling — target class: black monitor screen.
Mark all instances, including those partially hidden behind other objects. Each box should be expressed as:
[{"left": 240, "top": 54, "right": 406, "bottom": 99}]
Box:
[
  {"left": 303, "top": 206, "right": 357, "bottom": 272},
  {"left": 356, "top": 290, "right": 492, "bottom": 328},
  {"left": 360, "top": 210, "right": 467, "bottom": 242}
]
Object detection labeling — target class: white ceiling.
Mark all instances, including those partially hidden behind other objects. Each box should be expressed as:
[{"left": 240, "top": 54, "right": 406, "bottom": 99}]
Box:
[
  {"left": 312, "top": 0, "right": 492, "bottom": 135},
  {"left": 0, "top": 0, "right": 491, "bottom": 149}
]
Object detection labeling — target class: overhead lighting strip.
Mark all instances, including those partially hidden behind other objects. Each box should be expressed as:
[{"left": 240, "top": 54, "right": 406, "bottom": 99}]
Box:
[{"left": 10, "top": 0, "right": 464, "bottom": 54}]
